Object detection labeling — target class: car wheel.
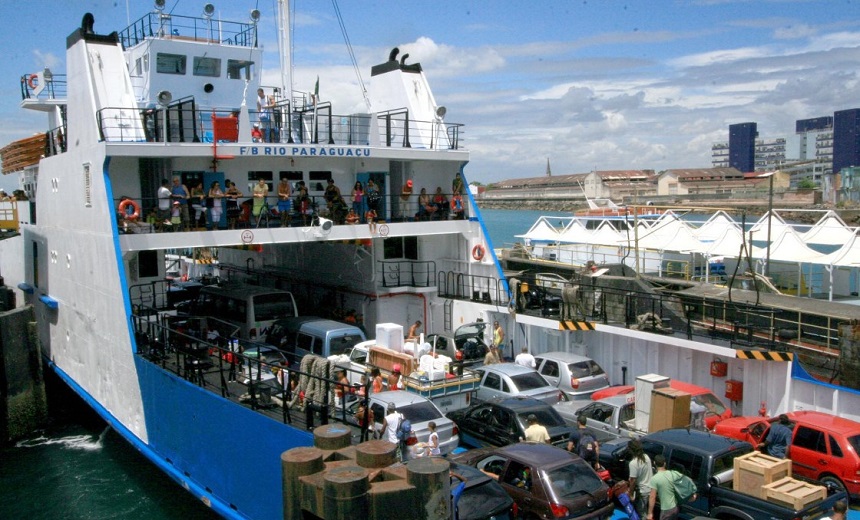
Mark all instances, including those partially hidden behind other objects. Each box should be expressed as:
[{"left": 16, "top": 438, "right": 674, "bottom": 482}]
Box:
[{"left": 819, "top": 475, "right": 847, "bottom": 495}]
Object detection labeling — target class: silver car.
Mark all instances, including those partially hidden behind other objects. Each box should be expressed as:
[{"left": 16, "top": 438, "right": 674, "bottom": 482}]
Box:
[
  {"left": 534, "top": 351, "right": 610, "bottom": 400},
  {"left": 345, "top": 390, "right": 460, "bottom": 457},
  {"left": 474, "top": 363, "right": 564, "bottom": 405}
]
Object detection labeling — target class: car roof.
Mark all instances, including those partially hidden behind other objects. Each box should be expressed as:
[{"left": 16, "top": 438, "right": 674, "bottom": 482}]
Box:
[
  {"left": 477, "top": 363, "right": 537, "bottom": 376},
  {"left": 369, "top": 390, "right": 435, "bottom": 408},
  {"left": 592, "top": 395, "right": 633, "bottom": 407},
  {"left": 484, "top": 396, "right": 555, "bottom": 412},
  {"left": 534, "top": 351, "right": 594, "bottom": 363},
  {"left": 495, "top": 442, "right": 579, "bottom": 467},
  {"left": 645, "top": 428, "right": 751, "bottom": 454},
  {"left": 787, "top": 411, "right": 860, "bottom": 434}
]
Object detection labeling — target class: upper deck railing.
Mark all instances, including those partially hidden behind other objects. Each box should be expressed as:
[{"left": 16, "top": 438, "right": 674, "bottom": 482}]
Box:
[{"left": 117, "top": 12, "right": 256, "bottom": 49}]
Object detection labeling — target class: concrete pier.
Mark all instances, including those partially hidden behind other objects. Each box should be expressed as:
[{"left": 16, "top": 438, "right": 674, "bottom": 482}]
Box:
[{"left": 0, "top": 304, "right": 47, "bottom": 443}]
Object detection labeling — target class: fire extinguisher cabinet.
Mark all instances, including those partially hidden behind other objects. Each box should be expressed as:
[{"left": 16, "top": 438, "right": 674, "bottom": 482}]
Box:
[
  {"left": 725, "top": 379, "right": 743, "bottom": 401},
  {"left": 710, "top": 359, "right": 728, "bottom": 377}
]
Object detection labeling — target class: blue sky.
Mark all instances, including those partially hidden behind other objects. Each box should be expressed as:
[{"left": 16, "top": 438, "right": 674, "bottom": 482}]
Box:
[{"left": 2, "top": 0, "right": 860, "bottom": 190}]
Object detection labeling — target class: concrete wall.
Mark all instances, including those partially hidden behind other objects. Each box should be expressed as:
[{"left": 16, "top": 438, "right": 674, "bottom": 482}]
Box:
[{"left": 0, "top": 305, "right": 47, "bottom": 443}]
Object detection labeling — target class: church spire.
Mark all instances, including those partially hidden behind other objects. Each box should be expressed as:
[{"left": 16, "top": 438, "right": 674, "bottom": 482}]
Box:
[{"left": 545, "top": 158, "right": 552, "bottom": 177}]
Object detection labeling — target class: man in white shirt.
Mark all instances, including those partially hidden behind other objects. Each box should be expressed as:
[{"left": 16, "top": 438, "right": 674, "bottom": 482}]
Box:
[
  {"left": 515, "top": 347, "right": 536, "bottom": 368},
  {"left": 381, "top": 402, "right": 405, "bottom": 461},
  {"left": 157, "top": 179, "right": 171, "bottom": 224}
]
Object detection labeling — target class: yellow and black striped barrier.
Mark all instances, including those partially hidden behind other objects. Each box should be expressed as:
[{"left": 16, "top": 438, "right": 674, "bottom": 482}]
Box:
[
  {"left": 558, "top": 320, "right": 596, "bottom": 331},
  {"left": 735, "top": 350, "right": 794, "bottom": 361}
]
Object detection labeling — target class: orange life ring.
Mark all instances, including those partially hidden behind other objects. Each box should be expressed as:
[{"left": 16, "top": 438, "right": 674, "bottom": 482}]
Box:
[
  {"left": 27, "top": 74, "right": 38, "bottom": 90},
  {"left": 472, "top": 244, "right": 485, "bottom": 261},
  {"left": 118, "top": 199, "right": 141, "bottom": 221}
]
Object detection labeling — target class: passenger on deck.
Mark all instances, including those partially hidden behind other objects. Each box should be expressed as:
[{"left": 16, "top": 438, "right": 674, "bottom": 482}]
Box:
[
  {"left": 208, "top": 181, "right": 224, "bottom": 229},
  {"left": 278, "top": 176, "right": 292, "bottom": 227},
  {"left": 452, "top": 172, "right": 464, "bottom": 195},
  {"left": 251, "top": 123, "right": 263, "bottom": 142},
  {"left": 324, "top": 179, "right": 341, "bottom": 214},
  {"left": 366, "top": 208, "right": 378, "bottom": 234},
  {"left": 407, "top": 320, "right": 422, "bottom": 341},
  {"left": 432, "top": 187, "right": 448, "bottom": 218},
  {"left": 417, "top": 188, "right": 433, "bottom": 220},
  {"left": 157, "top": 179, "right": 171, "bottom": 225},
  {"left": 190, "top": 182, "right": 206, "bottom": 230},
  {"left": 388, "top": 364, "right": 402, "bottom": 390},
  {"left": 252, "top": 178, "right": 269, "bottom": 220},
  {"left": 225, "top": 181, "right": 243, "bottom": 229},
  {"left": 370, "top": 367, "right": 384, "bottom": 394},
  {"left": 351, "top": 181, "right": 365, "bottom": 222},
  {"left": 400, "top": 180, "right": 413, "bottom": 220},
  {"left": 170, "top": 176, "right": 191, "bottom": 230},
  {"left": 346, "top": 208, "right": 359, "bottom": 224}
]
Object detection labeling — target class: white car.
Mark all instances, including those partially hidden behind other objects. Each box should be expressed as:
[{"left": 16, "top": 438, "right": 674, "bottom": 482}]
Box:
[
  {"left": 345, "top": 390, "right": 460, "bottom": 458},
  {"left": 473, "top": 363, "right": 564, "bottom": 405}
]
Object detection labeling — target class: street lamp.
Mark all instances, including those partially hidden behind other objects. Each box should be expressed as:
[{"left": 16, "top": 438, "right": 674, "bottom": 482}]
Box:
[{"left": 758, "top": 171, "right": 775, "bottom": 277}]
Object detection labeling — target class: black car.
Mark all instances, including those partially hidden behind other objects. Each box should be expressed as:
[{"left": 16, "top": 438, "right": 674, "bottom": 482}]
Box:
[
  {"left": 449, "top": 461, "right": 514, "bottom": 520},
  {"left": 447, "top": 396, "right": 576, "bottom": 449},
  {"left": 452, "top": 443, "right": 614, "bottom": 520}
]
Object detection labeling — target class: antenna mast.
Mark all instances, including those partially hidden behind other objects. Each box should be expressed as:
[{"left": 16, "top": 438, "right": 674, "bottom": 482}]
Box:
[{"left": 277, "top": 0, "right": 293, "bottom": 102}]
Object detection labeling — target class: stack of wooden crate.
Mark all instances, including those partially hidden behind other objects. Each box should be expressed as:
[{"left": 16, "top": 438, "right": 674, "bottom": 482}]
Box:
[
  {"left": 763, "top": 477, "right": 827, "bottom": 510},
  {"left": 733, "top": 451, "right": 792, "bottom": 498}
]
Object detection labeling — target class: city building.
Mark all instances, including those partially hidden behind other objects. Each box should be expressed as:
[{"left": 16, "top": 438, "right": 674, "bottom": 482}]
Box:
[
  {"left": 833, "top": 108, "right": 860, "bottom": 176},
  {"left": 729, "top": 122, "right": 757, "bottom": 172}
]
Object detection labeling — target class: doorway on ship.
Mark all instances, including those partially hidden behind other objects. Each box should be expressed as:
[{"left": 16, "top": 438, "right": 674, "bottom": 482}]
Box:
[
  {"left": 487, "top": 312, "right": 515, "bottom": 362},
  {"left": 356, "top": 172, "right": 386, "bottom": 222}
]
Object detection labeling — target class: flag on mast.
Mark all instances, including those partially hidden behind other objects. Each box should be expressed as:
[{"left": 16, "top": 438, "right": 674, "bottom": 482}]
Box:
[{"left": 313, "top": 76, "right": 319, "bottom": 105}]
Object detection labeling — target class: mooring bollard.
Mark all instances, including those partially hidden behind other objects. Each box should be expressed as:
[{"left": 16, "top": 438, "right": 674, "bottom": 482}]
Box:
[
  {"left": 281, "top": 447, "right": 324, "bottom": 520},
  {"left": 323, "top": 466, "right": 369, "bottom": 520}
]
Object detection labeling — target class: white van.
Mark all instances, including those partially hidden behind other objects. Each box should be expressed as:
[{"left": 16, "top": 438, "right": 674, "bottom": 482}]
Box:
[{"left": 187, "top": 283, "right": 298, "bottom": 340}]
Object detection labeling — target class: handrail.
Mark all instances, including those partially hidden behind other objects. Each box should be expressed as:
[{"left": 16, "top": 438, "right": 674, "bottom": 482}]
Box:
[{"left": 378, "top": 260, "right": 436, "bottom": 288}]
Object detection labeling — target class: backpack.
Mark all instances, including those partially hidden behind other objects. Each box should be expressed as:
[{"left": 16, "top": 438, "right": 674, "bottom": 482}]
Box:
[
  {"left": 670, "top": 470, "right": 697, "bottom": 503},
  {"left": 396, "top": 415, "right": 412, "bottom": 442}
]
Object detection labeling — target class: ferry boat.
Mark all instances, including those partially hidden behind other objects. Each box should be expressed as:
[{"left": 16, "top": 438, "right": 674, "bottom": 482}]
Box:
[
  {"left": 0, "top": 3, "right": 505, "bottom": 518},
  {"left": 3, "top": 1, "right": 860, "bottom": 516}
]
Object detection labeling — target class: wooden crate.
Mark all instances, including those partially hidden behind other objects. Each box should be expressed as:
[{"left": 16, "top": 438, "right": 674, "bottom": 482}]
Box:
[
  {"left": 649, "top": 388, "right": 691, "bottom": 432},
  {"left": 733, "top": 451, "right": 792, "bottom": 498},
  {"left": 763, "top": 477, "right": 827, "bottom": 510}
]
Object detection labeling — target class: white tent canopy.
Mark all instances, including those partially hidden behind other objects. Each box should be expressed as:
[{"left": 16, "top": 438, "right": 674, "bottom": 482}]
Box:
[{"left": 801, "top": 211, "right": 856, "bottom": 247}]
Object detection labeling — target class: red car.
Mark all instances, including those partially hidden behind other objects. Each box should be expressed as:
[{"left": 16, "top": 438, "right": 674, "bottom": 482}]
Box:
[
  {"left": 590, "top": 380, "right": 732, "bottom": 429},
  {"left": 714, "top": 411, "right": 860, "bottom": 500}
]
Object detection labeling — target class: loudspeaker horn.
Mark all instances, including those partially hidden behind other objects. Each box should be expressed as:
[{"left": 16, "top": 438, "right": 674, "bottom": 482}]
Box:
[
  {"left": 156, "top": 90, "right": 172, "bottom": 106},
  {"left": 203, "top": 3, "right": 215, "bottom": 18}
]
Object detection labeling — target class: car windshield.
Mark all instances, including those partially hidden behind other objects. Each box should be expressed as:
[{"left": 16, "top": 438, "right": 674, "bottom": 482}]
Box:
[
  {"left": 511, "top": 372, "right": 551, "bottom": 391},
  {"left": 547, "top": 460, "right": 605, "bottom": 498},
  {"left": 693, "top": 393, "right": 727, "bottom": 416},
  {"left": 455, "top": 323, "right": 485, "bottom": 338},
  {"left": 329, "top": 334, "right": 364, "bottom": 357},
  {"left": 713, "top": 446, "right": 754, "bottom": 474},
  {"left": 400, "top": 401, "right": 443, "bottom": 422},
  {"left": 517, "top": 409, "right": 566, "bottom": 428},
  {"left": 567, "top": 360, "right": 605, "bottom": 378}
]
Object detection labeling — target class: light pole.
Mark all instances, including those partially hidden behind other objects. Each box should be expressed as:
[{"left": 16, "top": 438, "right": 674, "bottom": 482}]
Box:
[{"left": 759, "top": 171, "right": 775, "bottom": 277}]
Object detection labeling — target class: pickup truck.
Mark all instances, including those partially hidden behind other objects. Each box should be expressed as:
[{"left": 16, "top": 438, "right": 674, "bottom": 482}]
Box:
[
  {"left": 334, "top": 341, "right": 481, "bottom": 414},
  {"left": 553, "top": 395, "right": 646, "bottom": 442},
  {"left": 636, "top": 428, "right": 847, "bottom": 520}
]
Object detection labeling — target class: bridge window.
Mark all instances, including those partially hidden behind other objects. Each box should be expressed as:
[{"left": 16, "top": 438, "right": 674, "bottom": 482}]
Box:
[
  {"left": 156, "top": 53, "right": 186, "bottom": 75},
  {"left": 227, "top": 59, "right": 254, "bottom": 80},
  {"left": 193, "top": 57, "right": 221, "bottom": 77}
]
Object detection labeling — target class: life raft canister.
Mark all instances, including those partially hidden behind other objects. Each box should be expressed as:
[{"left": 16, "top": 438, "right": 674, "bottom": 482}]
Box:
[{"left": 472, "top": 244, "right": 485, "bottom": 261}]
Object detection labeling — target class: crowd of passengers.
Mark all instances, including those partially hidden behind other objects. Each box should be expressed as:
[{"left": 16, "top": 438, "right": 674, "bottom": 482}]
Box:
[{"left": 117, "top": 172, "right": 467, "bottom": 232}]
